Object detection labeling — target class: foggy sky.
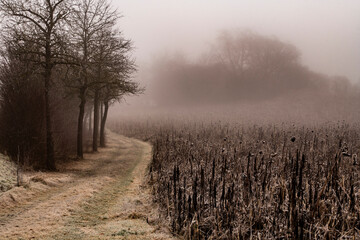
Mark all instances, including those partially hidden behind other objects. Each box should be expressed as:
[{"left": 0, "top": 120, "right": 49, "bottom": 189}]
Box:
[{"left": 114, "top": 0, "right": 360, "bottom": 82}]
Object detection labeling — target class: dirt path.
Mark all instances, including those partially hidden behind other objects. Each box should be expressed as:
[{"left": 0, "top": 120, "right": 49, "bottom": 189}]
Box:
[{"left": 0, "top": 132, "right": 175, "bottom": 240}]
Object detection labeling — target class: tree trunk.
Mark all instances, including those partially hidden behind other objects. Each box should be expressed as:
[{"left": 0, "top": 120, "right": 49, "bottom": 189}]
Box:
[
  {"left": 88, "top": 107, "right": 92, "bottom": 135},
  {"left": 83, "top": 109, "right": 89, "bottom": 136},
  {"left": 100, "top": 101, "right": 103, "bottom": 126},
  {"left": 77, "top": 88, "right": 86, "bottom": 158},
  {"left": 92, "top": 89, "right": 100, "bottom": 152},
  {"left": 44, "top": 40, "right": 55, "bottom": 170},
  {"left": 44, "top": 72, "right": 55, "bottom": 170},
  {"left": 100, "top": 101, "right": 109, "bottom": 147}
]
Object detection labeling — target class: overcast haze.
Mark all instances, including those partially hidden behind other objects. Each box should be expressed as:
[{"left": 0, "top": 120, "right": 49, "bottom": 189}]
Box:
[{"left": 115, "top": 0, "right": 360, "bottom": 82}]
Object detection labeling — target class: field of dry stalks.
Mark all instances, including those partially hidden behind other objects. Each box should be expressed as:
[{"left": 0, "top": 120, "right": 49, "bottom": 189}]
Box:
[{"left": 112, "top": 120, "right": 360, "bottom": 239}]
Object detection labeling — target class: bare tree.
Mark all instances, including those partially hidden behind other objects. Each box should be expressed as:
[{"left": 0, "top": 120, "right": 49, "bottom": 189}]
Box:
[
  {"left": 91, "top": 28, "right": 139, "bottom": 149},
  {"left": 213, "top": 31, "right": 299, "bottom": 77},
  {"left": 99, "top": 76, "right": 140, "bottom": 147},
  {"left": 0, "top": 0, "right": 74, "bottom": 170},
  {"left": 64, "top": 0, "right": 119, "bottom": 158},
  {"left": 213, "top": 31, "right": 251, "bottom": 75}
]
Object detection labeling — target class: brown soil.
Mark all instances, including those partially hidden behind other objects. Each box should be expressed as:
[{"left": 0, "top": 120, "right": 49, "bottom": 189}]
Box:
[{"left": 0, "top": 131, "right": 176, "bottom": 240}]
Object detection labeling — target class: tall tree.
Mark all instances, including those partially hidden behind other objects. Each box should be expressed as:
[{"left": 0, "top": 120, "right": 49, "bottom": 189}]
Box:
[
  {"left": 66, "top": 0, "right": 119, "bottom": 158},
  {"left": 91, "top": 28, "right": 139, "bottom": 149},
  {"left": 0, "top": 0, "right": 73, "bottom": 170}
]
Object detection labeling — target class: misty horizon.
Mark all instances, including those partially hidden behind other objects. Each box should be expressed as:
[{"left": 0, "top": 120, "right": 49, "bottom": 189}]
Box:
[
  {"left": 115, "top": 0, "right": 360, "bottom": 83},
  {"left": 106, "top": 0, "right": 360, "bottom": 122}
]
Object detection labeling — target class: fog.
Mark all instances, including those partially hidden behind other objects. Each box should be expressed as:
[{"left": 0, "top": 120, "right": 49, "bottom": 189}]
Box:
[
  {"left": 116, "top": 0, "right": 360, "bottom": 81},
  {"left": 110, "top": 0, "right": 360, "bottom": 122}
]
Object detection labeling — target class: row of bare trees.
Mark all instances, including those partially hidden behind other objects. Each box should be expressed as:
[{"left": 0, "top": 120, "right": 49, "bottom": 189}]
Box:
[{"left": 0, "top": 0, "right": 141, "bottom": 169}]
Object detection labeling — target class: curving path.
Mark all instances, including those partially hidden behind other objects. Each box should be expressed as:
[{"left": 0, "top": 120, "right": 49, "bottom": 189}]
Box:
[{"left": 0, "top": 131, "right": 175, "bottom": 240}]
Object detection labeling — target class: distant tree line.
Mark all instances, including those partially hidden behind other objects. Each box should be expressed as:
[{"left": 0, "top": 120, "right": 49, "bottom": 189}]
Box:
[
  {"left": 151, "top": 31, "right": 359, "bottom": 108},
  {"left": 0, "top": 0, "right": 141, "bottom": 169}
]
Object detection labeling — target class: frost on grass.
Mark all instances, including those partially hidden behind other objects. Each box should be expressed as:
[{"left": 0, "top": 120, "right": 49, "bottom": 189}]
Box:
[{"left": 0, "top": 154, "right": 17, "bottom": 192}]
